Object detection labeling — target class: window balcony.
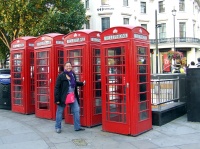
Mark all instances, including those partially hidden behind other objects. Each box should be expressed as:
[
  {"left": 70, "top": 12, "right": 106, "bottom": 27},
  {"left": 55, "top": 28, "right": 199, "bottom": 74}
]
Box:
[{"left": 150, "top": 37, "right": 200, "bottom": 45}]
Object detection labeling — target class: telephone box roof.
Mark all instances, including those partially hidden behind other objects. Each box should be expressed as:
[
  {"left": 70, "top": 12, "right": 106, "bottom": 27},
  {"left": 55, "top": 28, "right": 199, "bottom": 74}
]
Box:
[
  {"left": 76, "top": 29, "right": 100, "bottom": 34},
  {"left": 42, "top": 33, "right": 64, "bottom": 38},
  {"left": 16, "top": 36, "right": 36, "bottom": 41}
]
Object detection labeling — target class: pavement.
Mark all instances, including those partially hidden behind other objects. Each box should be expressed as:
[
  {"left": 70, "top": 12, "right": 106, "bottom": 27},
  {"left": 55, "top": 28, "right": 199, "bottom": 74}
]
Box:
[{"left": 0, "top": 109, "right": 200, "bottom": 149}]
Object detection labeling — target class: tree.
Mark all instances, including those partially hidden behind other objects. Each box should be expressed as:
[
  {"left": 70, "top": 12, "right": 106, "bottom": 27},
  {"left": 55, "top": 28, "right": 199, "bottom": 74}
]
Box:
[
  {"left": 0, "top": 40, "right": 9, "bottom": 68},
  {"left": 0, "top": 0, "right": 86, "bottom": 67}
]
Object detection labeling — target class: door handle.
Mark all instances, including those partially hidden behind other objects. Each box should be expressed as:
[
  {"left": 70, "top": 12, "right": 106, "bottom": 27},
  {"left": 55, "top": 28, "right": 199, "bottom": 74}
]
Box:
[
  {"left": 126, "top": 83, "right": 129, "bottom": 88},
  {"left": 50, "top": 79, "right": 51, "bottom": 83},
  {"left": 23, "top": 77, "right": 24, "bottom": 81}
]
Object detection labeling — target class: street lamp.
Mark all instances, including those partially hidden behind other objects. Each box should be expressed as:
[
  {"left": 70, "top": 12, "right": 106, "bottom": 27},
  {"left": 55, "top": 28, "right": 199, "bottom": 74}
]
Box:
[
  {"left": 172, "top": 8, "right": 176, "bottom": 52},
  {"left": 155, "top": 10, "right": 161, "bottom": 73},
  {"left": 155, "top": 10, "right": 158, "bottom": 73}
]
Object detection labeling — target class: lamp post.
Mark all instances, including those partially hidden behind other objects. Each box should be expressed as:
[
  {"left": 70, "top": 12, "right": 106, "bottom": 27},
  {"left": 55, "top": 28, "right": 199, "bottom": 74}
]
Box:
[
  {"left": 155, "top": 10, "right": 161, "bottom": 73},
  {"left": 155, "top": 10, "right": 159, "bottom": 73},
  {"left": 172, "top": 8, "right": 176, "bottom": 52}
]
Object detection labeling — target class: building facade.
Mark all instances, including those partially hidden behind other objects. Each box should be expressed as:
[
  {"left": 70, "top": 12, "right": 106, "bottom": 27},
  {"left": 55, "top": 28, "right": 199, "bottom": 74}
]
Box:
[{"left": 82, "top": 0, "right": 200, "bottom": 73}]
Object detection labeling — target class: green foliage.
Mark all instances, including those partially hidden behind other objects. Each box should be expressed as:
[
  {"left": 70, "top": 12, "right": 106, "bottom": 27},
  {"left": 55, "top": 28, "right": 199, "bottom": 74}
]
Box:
[
  {"left": 0, "top": 0, "right": 86, "bottom": 63},
  {"left": 0, "top": 40, "right": 9, "bottom": 59},
  {"left": 31, "top": 0, "right": 87, "bottom": 35}
]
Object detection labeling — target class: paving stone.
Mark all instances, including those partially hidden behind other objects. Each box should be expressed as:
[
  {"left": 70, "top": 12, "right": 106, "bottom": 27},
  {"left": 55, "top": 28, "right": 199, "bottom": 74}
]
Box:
[
  {"left": 8, "top": 126, "right": 34, "bottom": 134},
  {"left": 1, "top": 132, "right": 41, "bottom": 144},
  {"left": 0, "top": 129, "right": 12, "bottom": 137},
  {"left": 155, "top": 147, "right": 180, "bottom": 149},
  {"left": 0, "top": 140, "right": 49, "bottom": 149},
  {"left": 150, "top": 133, "right": 200, "bottom": 147},
  {"left": 177, "top": 143, "right": 200, "bottom": 149},
  {"left": 130, "top": 139, "right": 159, "bottom": 149}
]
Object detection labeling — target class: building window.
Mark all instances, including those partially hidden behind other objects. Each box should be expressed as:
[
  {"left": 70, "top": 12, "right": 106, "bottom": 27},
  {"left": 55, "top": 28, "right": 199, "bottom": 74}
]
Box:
[
  {"left": 85, "top": 0, "right": 89, "bottom": 9},
  {"left": 159, "top": 1, "right": 165, "bottom": 13},
  {"left": 102, "top": 17, "right": 110, "bottom": 31},
  {"left": 123, "top": 18, "right": 129, "bottom": 25},
  {"left": 179, "top": 22, "right": 186, "bottom": 38},
  {"left": 86, "top": 20, "right": 90, "bottom": 29},
  {"left": 101, "top": 0, "right": 109, "bottom": 5},
  {"left": 141, "top": 24, "right": 147, "bottom": 29},
  {"left": 159, "top": 23, "right": 166, "bottom": 39},
  {"left": 123, "top": 0, "right": 128, "bottom": 6},
  {"left": 141, "top": 2, "right": 146, "bottom": 14},
  {"left": 179, "top": 0, "right": 185, "bottom": 11}
]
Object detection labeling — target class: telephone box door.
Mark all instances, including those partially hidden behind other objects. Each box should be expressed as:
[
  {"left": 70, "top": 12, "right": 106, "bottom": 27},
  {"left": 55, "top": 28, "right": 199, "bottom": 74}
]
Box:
[
  {"left": 102, "top": 43, "right": 130, "bottom": 134},
  {"left": 65, "top": 46, "right": 86, "bottom": 125},
  {"left": 35, "top": 49, "right": 51, "bottom": 119},
  {"left": 91, "top": 47, "right": 102, "bottom": 125},
  {"left": 11, "top": 51, "right": 25, "bottom": 112}
]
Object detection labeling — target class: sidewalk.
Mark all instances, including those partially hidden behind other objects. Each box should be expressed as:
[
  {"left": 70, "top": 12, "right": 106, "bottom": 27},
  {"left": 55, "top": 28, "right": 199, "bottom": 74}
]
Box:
[{"left": 0, "top": 109, "right": 200, "bottom": 149}]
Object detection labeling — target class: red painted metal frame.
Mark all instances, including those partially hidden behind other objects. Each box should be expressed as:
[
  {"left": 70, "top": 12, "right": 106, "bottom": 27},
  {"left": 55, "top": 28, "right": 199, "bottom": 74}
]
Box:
[
  {"left": 63, "top": 30, "right": 101, "bottom": 127},
  {"left": 100, "top": 26, "right": 152, "bottom": 136},
  {"left": 10, "top": 36, "right": 36, "bottom": 114},
  {"left": 34, "top": 33, "right": 64, "bottom": 120}
]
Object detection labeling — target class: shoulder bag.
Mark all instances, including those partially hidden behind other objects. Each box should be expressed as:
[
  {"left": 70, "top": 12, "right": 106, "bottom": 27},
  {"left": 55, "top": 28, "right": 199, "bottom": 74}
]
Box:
[{"left": 65, "top": 93, "right": 75, "bottom": 104}]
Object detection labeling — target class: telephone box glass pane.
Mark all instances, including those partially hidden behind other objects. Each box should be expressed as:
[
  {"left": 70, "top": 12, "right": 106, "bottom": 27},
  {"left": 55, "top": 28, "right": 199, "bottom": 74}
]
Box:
[
  {"left": 39, "top": 103, "right": 49, "bottom": 109},
  {"left": 140, "top": 84, "right": 146, "bottom": 92},
  {"left": 139, "top": 65, "right": 147, "bottom": 73},
  {"left": 13, "top": 53, "right": 22, "bottom": 59},
  {"left": 70, "top": 50, "right": 80, "bottom": 57},
  {"left": 140, "top": 102, "right": 147, "bottom": 110},
  {"left": 105, "top": 47, "right": 126, "bottom": 123},
  {"left": 140, "top": 111, "right": 148, "bottom": 120},
  {"left": 138, "top": 47, "right": 146, "bottom": 55},
  {"left": 14, "top": 73, "right": 21, "bottom": 78},
  {"left": 73, "top": 66, "right": 81, "bottom": 74},
  {"left": 140, "top": 74, "right": 146, "bottom": 82}
]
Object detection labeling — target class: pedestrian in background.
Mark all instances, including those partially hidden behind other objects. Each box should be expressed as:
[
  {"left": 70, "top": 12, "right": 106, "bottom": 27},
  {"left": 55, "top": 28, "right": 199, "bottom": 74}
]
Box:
[
  {"left": 188, "top": 61, "right": 196, "bottom": 68},
  {"left": 54, "top": 61, "right": 85, "bottom": 133},
  {"left": 197, "top": 58, "right": 200, "bottom": 67}
]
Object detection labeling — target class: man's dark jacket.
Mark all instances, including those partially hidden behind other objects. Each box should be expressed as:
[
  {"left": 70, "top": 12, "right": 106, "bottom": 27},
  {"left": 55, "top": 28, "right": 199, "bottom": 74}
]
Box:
[{"left": 54, "top": 72, "right": 84, "bottom": 106}]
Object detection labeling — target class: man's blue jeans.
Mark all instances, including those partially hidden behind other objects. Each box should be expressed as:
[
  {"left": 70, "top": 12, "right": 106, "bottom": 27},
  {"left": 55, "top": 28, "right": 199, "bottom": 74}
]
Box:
[{"left": 55, "top": 99, "right": 81, "bottom": 130}]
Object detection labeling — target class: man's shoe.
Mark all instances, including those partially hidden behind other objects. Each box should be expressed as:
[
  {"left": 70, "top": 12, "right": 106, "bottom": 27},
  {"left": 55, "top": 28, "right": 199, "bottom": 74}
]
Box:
[
  {"left": 56, "top": 128, "right": 61, "bottom": 133},
  {"left": 75, "top": 128, "right": 85, "bottom": 131}
]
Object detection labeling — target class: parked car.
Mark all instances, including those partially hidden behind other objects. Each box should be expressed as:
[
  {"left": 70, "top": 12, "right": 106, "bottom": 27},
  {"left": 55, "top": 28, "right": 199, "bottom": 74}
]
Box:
[{"left": 0, "top": 69, "right": 10, "bottom": 74}]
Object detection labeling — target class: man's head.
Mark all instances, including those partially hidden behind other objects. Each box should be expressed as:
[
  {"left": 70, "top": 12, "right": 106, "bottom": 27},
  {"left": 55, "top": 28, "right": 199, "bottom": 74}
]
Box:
[
  {"left": 191, "top": 61, "right": 195, "bottom": 65},
  {"left": 197, "top": 58, "right": 200, "bottom": 62}
]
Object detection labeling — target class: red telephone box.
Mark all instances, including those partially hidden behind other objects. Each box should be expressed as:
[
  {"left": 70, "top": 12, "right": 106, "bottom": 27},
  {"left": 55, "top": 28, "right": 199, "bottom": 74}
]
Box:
[
  {"left": 10, "top": 36, "right": 36, "bottom": 114},
  {"left": 101, "top": 26, "right": 152, "bottom": 136},
  {"left": 63, "top": 30, "right": 102, "bottom": 127},
  {"left": 34, "top": 33, "right": 64, "bottom": 120}
]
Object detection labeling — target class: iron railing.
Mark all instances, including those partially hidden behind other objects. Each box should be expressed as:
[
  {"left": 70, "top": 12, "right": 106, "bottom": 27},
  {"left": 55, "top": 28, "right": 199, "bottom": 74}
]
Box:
[{"left": 151, "top": 77, "right": 179, "bottom": 110}]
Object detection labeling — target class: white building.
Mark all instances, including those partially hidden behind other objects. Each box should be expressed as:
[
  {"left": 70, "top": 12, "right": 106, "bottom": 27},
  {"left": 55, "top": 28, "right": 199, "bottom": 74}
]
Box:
[{"left": 82, "top": 0, "right": 200, "bottom": 73}]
